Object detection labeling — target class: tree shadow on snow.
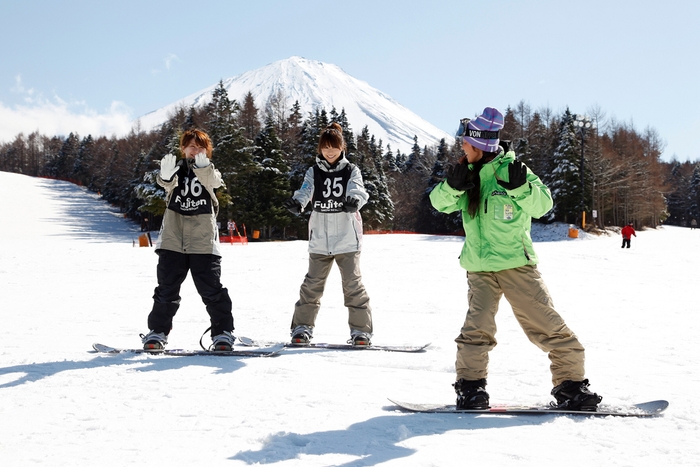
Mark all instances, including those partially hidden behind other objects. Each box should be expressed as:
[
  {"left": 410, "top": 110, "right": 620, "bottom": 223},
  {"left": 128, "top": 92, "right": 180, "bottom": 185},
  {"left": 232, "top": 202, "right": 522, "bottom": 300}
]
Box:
[
  {"left": 0, "top": 353, "right": 247, "bottom": 389},
  {"left": 36, "top": 178, "right": 142, "bottom": 243},
  {"left": 230, "top": 408, "right": 549, "bottom": 466}
]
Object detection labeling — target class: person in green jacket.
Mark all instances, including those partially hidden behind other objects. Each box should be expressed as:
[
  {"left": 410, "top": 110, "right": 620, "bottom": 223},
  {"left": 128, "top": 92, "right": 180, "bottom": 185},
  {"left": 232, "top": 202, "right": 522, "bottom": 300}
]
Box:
[{"left": 429, "top": 107, "right": 602, "bottom": 411}]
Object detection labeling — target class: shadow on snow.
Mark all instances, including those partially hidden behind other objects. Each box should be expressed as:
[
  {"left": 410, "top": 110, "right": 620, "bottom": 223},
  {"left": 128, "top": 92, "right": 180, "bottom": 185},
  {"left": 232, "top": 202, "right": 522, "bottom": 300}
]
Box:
[
  {"left": 36, "top": 178, "right": 142, "bottom": 243},
  {"left": 0, "top": 353, "right": 247, "bottom": 389},
  {"left": 230, "top": 408, "right": 551, "bottom": 466}
]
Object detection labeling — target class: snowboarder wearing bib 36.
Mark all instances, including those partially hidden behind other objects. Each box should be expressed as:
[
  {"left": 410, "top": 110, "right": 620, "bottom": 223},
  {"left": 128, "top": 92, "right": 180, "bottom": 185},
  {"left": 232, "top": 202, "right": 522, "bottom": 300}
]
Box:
[
  {"left": 283, "top": 122, "right": 373, "bottom": 347},
  {"left": 429, "top": 107, "right": 602, "bottom": 411},
  {"left": 141, "top": 129, "right": 235, "bottom": 352}
]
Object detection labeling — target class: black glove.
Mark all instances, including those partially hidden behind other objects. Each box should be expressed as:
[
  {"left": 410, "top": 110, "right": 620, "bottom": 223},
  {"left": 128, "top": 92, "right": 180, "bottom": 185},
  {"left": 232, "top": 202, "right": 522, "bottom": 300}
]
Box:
[
  {"left": 342, "top": 196, "right": 359, "bottom": 212},
  {"left": 446, "top": 163, "right": 474, "bottom": 191},
  {"left": 283, "top": 197, "right": 302, "bottom": 214},
  {"left": 497, "top": 160, "right": 528, "bottom": 190}
]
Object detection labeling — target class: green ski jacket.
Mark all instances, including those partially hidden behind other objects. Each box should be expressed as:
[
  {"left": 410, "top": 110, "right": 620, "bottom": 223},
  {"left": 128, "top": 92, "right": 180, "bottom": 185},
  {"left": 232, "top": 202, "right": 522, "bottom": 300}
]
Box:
[{"left": 429, "top": 150, "right": 553, "bottom": 272}]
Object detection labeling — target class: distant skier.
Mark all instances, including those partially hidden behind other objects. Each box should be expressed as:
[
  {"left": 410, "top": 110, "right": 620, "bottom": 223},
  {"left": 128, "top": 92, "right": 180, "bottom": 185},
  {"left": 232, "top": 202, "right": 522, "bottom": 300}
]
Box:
[
  {"left": 429, "top": 107, "right": 602, "bottom": 411},
  {"left": 283, "top": 122, "right": 373, "bottom": 347},
  {"left": 621, "top": 223, "right": 636, "bottom": 248},
  {"left": 140, "top": 129, "right": 235, "bottom": 351}
]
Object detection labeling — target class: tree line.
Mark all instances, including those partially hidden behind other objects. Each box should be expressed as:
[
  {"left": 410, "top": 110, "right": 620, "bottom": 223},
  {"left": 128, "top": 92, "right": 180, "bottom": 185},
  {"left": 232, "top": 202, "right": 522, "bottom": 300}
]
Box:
[{"left": 1, "top": 83, "right": 698, "bottom": 237}]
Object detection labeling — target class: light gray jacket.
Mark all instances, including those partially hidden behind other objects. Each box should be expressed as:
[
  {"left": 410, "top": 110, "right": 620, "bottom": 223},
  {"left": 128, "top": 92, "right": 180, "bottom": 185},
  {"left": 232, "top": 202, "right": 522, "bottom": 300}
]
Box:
[
  {"left": 294, "top": 156, "right": 369, "bottom": 255},
  {"left": 154, "top": 159, "right": 222, "bottom": 256}
]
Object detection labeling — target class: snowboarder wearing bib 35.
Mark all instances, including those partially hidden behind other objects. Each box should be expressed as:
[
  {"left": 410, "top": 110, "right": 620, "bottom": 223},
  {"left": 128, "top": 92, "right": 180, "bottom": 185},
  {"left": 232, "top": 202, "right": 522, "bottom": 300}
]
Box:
[
  {"left": 429, "top": 107, "right": 602, "bottom": 411},
  {"left": 141, "top": 129, "right": 235, "bottom": 352},
  {"left": 283, "top": 122, "right": 373, "bottom": 347}
]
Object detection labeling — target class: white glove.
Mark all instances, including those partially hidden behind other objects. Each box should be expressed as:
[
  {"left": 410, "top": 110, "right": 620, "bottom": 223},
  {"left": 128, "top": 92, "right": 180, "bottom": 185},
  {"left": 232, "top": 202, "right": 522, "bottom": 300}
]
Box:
[
  {"left": 159, "top": 154, "right": 177, "bottom": 180},
  {"left": 195, "top": 153, "right": 210, "bottom": 168}
]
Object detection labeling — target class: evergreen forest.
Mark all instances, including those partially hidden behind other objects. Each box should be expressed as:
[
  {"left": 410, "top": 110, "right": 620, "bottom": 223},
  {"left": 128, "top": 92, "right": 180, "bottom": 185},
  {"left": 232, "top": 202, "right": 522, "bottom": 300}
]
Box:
[{"left": 1, "top": 81, "right": 698, "bottom": 238}]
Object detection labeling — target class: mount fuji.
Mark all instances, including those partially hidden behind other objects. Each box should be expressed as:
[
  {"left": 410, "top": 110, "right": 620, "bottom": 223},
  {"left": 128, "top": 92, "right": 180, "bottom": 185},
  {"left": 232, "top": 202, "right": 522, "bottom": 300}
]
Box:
[{"left": 137, "top": 56, "right": 454, "bottom": 153}]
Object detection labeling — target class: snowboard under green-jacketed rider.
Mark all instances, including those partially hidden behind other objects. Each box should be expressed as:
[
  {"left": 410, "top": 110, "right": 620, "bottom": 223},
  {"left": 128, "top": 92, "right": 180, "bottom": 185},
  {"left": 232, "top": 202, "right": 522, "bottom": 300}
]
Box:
[{"left": 429, "top": 107, "right": 602, "bottom": 411}]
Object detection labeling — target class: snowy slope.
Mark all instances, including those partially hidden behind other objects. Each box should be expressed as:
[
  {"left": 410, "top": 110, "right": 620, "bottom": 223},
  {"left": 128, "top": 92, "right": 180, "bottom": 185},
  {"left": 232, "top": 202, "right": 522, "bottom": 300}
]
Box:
[
  {"left": 137, "top": 56, "right": 454, "bottom": 153},
  {"left": 1, "top": 170, "right": 698, "bottom": 467}
]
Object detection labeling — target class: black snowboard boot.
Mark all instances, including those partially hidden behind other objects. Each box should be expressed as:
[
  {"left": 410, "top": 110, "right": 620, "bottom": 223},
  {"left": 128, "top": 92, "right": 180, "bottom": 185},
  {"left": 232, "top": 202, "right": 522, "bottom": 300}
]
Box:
[
  {"left": 551, "top": 379, "right": 602, "bottom": 411},
  {"left": 453, "top": 378, "right": 489, "bottom": 410}
]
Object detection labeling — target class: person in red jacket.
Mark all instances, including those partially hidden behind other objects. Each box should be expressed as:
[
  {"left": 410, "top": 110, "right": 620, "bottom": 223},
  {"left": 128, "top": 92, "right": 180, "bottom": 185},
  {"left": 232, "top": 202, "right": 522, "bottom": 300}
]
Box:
[{"left": 621, "top": 223, "right": 636, "bottom": 248}]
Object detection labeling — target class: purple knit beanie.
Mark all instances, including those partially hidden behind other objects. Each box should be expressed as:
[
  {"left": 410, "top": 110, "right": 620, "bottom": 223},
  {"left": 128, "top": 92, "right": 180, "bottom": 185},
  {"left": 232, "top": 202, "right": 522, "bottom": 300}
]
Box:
[{"left": 462, "top": 107, "right": 504, "bottom": 152}]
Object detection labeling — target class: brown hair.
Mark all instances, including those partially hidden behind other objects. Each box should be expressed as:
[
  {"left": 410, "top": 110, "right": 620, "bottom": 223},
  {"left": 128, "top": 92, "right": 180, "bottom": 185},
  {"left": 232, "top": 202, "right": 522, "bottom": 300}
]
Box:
[
  {"left": 180, "top": 129, "right": 213, "bottom": 158},
  {"left": 317, "top": 122, "right": 346, "bottom": 154}
]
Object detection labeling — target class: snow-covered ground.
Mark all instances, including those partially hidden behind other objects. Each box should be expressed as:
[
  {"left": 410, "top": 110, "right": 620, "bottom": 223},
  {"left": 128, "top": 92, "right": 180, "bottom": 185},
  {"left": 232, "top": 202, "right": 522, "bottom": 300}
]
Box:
[{"left": 1, "top": 171, "right": 698, "bottom": 466}]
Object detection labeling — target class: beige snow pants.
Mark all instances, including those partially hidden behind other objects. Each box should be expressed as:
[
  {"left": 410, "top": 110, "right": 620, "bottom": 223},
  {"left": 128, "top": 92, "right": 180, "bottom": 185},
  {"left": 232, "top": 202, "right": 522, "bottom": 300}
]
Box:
[
  {"left": 455, "top": 265, "right": 586, "bottom": 386},
  {"left": 291, "top": 252, "right": 373, "bottom": 335}
]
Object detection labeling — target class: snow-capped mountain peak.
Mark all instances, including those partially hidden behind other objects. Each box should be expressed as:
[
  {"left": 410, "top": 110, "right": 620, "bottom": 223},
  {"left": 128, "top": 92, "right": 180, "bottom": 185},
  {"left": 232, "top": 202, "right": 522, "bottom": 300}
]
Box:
[{"left": 137, "top": 56, "right": 453, "bottom": 153}]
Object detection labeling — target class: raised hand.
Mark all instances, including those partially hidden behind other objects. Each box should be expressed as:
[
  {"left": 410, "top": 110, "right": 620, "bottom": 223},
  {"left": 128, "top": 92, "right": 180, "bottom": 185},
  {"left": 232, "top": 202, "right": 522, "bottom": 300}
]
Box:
[
  {"left": 159, "top": 154, "right": 178, "bottom": 180},
  {"left": 194, "top": 153, "right": 210, "bottom": 168},
  {"left": 497, "top": 161, "right": 528, "bottom": 190},
  {"left": 446, "top": 163, "right": 474, "bottom": 191}
]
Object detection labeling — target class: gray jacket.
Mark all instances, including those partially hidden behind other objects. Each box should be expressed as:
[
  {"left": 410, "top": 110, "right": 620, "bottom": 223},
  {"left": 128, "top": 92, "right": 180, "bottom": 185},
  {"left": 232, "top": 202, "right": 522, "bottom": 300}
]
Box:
[
  {"left": 294, "top": 156, "right": 369, "bottom": 255},
  {"left": 154, "top": 159, "right": 222, "bottom": 256}
]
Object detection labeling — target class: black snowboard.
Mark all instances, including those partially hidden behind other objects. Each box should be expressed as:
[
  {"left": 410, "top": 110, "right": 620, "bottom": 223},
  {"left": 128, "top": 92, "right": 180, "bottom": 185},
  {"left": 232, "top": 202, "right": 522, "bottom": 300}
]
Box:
[{"left": 389, "top": 399, "right": 668, "bottom": 417}]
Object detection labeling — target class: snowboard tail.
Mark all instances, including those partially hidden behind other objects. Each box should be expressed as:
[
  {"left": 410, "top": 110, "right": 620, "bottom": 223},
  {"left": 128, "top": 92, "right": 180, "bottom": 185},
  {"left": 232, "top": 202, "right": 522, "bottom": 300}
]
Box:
[
  {"left": 389, "top": 399, "right": 668, "bottom": 417},
  {"left": 92, "top": 343, "right": 283, "bottom": 357}
]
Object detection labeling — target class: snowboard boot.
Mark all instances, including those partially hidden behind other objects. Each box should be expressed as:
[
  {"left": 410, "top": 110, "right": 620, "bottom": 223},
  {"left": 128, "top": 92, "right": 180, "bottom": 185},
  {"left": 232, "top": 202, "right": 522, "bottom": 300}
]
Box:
[
  {"left": 453, "top": 378, "right": 489, "bottom": 410},
  {"left": 290, "top": 325, "right": 313, "bottom": 346},
  {"left": 348, "top": 331, "right": 372, "bottom": 347},
  {"left": 141, "top": 331, "right": 168, "bottom": 350},
  {"left": 211, "top": 331, "right": 235, "bottom": 351},
  {"left": 551, "top": 379, "right": 602, "bottom": 411}
]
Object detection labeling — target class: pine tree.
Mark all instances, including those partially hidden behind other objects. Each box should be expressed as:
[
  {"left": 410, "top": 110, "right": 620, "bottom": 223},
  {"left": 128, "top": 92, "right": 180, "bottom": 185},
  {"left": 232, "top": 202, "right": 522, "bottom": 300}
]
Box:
[
  {"left": 203, "top": 80, "right": 251, "bottom": 222},
  {"left": 240, "top": 91, "right": 261, "bottom": 142},
  {"left": 688, "top": 164, "right": 700, "bottom": 224},
  {"left": 383, "top": 144, "right": 398, "bottom": 173},
  {"left": 544, "top": 108, "right": 583, "bottom": 223},
  {"left": 664, "top": 162, "right": 688, "bottom": 225},
  {"left": 206, "top": 81, "right": 237, "bottom": 145},
  {"left": 244, "top": 116, "right": 292, "bottom": 239},
  {"left": 47, "top": 132, "right": 80, "bottom": 179},
  {"left": 418, "top": 138, "right": 460, "bottom": 233},
  {"left": 403, "top": 136, "right": 422, "bottom": 172},
  {"left": 337, "top": 108, "right": 357, "bottom": 157},
  {"left": 355, "top": 128, "right": 393, "bottom": 230},
  {"left": 294, "top": 108, "right": 329, "bottom": 183},
  {"left": 73, "top": 135, "right": 95, "bottom": 188}
]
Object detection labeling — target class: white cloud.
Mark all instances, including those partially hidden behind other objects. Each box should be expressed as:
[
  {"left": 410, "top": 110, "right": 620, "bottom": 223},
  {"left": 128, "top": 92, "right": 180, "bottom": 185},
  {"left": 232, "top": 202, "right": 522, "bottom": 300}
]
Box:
[
  {"left": 164, "top": 53, "right": 180, "bottom": 70},
  {"left": 0, "top": 95, "right": 135, "bottom": 143},
  {"left": 11, "top": 75, "right": 38, "bottom": 102},
  {"left": 1, "top": 76, "right": 136, "bottom": 142},
  {"left": 151, "top": 53, "right": 181, "bottom": 75}
]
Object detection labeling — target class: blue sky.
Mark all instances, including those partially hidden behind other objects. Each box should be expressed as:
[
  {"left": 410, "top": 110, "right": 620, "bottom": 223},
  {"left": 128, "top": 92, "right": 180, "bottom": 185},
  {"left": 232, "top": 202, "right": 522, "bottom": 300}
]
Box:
[{"left": 1, "top": 0, "right": 698, "bottom": 162}]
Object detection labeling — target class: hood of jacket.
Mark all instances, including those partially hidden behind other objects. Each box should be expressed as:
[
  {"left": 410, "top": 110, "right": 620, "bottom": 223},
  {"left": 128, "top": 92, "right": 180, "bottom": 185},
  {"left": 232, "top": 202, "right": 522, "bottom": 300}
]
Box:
[{"left": 316, "top": 153, "right": 349, "bottom": 173}]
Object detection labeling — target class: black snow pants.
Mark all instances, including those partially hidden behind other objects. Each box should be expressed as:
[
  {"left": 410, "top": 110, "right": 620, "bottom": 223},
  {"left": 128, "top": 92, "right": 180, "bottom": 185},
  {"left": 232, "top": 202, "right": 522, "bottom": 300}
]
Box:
[{"left": 147, "top": 250, "right": 234, "bottom": 337}]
